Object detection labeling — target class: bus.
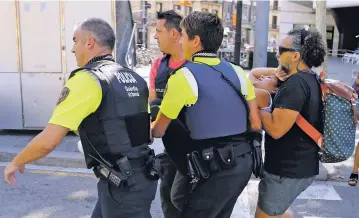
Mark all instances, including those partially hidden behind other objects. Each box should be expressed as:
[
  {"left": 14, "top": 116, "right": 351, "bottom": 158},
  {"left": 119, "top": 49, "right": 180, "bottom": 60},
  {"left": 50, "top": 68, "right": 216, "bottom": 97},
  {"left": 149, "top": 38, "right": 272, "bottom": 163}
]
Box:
[{"left": 0, "top": 0, "right": 136, "bottom": 130}]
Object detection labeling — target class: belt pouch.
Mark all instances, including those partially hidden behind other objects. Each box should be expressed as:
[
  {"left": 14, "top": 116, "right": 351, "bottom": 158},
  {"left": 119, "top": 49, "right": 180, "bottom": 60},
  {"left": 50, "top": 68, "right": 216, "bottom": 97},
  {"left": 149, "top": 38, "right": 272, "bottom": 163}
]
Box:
[
  {"left": 190, "top": 151, "right": 210, "bottom": 179},
  {"left": 202, "top": 147, "right": 220, "bottom": 173},
  {"left": 116, "top": 156, "right": 136, "bottom": 187},
  {"left": 247, "top": 132, "right": 263, "bottom": 178},
  {"left": 251, "top": 138, "right": 263, "bottom": 178},
  {"left": 216, "top": 144, "right": 237, "bottom": 170},
  {"left": 145, "top": 150, "right": 162, "bottom": 181},
  {"left": 186, "top": 153, "right": 198, "bottom": 180}
]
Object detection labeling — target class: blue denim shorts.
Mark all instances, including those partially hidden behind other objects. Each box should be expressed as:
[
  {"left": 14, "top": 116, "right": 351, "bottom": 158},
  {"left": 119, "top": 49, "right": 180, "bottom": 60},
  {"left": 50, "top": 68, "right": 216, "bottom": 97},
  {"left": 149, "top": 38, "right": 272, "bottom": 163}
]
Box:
[{"left": 257, "top": 171, "right": 315, "bottom": 216}]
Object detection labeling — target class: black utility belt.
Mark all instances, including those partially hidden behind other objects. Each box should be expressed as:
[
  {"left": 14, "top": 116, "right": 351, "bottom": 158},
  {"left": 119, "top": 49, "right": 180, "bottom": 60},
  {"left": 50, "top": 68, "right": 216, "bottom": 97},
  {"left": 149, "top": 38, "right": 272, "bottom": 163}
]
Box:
[
  {"left": 186, "top": 143, "right": 252, "bottom": 182},
  {"left": 93, "top": 149, "right": 161, "bottom": 188}
]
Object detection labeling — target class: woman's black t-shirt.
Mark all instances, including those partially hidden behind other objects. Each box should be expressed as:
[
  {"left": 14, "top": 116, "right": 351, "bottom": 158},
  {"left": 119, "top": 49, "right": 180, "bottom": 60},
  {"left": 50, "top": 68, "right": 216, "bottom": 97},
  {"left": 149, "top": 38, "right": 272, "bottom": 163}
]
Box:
[{"left": 264, "top": 71, "right": 323, "bottom": 178}]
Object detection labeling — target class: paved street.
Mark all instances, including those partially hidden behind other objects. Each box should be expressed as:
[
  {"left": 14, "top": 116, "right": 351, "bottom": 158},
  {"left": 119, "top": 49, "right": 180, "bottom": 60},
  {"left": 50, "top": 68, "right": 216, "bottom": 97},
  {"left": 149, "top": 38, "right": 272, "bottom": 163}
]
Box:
[{"left": 1, "top": 165, "right": 358, "bottom": 218}]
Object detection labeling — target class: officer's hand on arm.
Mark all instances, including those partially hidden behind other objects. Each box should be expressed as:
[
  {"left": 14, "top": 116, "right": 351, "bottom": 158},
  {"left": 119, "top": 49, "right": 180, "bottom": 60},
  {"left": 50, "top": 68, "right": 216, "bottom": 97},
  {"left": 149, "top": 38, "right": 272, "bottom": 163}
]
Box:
[
  {"left": 151, "top": 112, "right": 172, "bottom": 138},
  {"left": 4, "top": 71, "right": 102, "bottom": 185},
  {"left": 151, "top": 68, "right": 196, "bottom": 137}
]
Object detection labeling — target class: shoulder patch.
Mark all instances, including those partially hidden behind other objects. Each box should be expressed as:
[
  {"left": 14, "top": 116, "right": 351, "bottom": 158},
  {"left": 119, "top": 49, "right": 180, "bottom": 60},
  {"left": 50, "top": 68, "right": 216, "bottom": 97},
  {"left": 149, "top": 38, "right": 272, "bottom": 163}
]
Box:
[{"left": 56, "top": 87, "right": 70, "bottom": 105}]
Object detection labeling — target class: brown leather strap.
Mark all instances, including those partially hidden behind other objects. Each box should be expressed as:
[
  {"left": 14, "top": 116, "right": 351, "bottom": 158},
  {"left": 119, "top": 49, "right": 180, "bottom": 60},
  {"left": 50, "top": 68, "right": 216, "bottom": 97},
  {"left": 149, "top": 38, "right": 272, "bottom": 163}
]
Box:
[{"left": 319, "top": 70, "right": 326, "bottom": 79}]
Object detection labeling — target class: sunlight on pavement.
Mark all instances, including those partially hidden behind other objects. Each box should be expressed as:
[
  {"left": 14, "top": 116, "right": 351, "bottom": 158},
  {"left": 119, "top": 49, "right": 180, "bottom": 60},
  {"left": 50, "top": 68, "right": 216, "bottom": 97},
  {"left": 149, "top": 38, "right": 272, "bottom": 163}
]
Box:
[{"left": 27, "top": 170, "right": 96, "bottom": 178}]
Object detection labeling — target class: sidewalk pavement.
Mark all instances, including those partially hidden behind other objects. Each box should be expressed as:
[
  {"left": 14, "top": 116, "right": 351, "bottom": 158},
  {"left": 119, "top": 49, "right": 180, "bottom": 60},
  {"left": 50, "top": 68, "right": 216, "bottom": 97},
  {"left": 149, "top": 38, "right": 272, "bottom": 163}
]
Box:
[{"left": 1, "top": 128, "right": 358, "bottom": 182}]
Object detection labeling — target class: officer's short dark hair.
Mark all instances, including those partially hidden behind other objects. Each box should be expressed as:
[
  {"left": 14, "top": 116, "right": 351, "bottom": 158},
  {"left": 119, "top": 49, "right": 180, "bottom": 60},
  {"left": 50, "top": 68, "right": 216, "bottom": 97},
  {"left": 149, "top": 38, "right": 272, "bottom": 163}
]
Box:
[
  {"left": 181, "top": 11, "right": 224, "bottom": 53},
  {"left": 157, "top": 10, "right": 183, "bottom": 33},
  {"left": 79, "top": 18, "right": 115, "bottom": 51}
]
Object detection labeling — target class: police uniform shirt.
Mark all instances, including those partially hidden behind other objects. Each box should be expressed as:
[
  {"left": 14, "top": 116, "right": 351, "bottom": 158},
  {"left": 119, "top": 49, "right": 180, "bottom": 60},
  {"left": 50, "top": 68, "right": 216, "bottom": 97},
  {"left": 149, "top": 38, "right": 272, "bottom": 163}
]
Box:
[
  {"left": 49, "top": 68, "right": 151, "bottom": 131},
  {"left": 160, "top": 57, "right": 256, "bottom": 120},
  {"left": 49, "top": 70, "right": 102, "bottom": 131}
]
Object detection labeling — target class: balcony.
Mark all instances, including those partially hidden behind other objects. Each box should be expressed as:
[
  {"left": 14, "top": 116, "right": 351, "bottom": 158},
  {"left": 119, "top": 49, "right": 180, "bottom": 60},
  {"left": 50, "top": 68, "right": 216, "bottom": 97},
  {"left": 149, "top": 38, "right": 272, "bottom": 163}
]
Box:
[
  {"left": 289, "top": 0, "right": 313, "bottom": 8},
  {"left": 242, "top": 16, "right": 255, "bottom": 25},
  {"left": 271, "top": 5, "right": 280, "bottom": 11},
  {"left": 270, "top": 24, "right": 279, "bottom": 30},
  {"left": 202, "top": 0, "right": 222, "bottom": 5}
]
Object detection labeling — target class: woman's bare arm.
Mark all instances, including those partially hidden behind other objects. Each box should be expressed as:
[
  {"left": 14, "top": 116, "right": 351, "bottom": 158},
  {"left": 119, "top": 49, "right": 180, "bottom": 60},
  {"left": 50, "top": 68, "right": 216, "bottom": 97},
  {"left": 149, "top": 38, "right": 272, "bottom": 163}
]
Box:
[{"left": 248, "top": 67, "right": 278, "bottom": 83}]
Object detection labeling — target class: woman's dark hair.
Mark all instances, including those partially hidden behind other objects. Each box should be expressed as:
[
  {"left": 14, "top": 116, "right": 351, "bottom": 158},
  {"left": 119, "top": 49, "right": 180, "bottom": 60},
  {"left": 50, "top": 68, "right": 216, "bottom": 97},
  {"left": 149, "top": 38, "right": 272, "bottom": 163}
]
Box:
[{"left": 287, "top": 28, "right": 326, "bottom": 68}]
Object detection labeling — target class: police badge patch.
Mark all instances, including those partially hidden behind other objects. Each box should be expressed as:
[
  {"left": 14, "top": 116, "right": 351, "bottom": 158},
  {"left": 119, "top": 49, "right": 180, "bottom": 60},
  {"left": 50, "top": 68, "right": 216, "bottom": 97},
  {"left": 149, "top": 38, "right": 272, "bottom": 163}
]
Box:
[{"left": 56, "top": 87, "right": 70, "bottom": 105}]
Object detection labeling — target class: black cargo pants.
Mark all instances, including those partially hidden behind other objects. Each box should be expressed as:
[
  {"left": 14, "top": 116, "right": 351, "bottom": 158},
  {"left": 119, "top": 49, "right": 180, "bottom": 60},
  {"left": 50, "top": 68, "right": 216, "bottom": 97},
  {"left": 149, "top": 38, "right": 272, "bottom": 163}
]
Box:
[
  {"left": 91, "top": 164, "right": 158, "bottom": 218},
  {"left": 150, "top": 98, "right": 181, "bottom": 218},
  {"left": 172, "top": 151, "right": 253, "bottom": 218}
]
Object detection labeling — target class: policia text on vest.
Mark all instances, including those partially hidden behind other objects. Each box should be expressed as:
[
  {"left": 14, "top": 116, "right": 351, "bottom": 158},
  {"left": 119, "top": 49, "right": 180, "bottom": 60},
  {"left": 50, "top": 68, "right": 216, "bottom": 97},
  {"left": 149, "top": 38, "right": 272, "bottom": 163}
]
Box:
[{"left": 152, "top": 52, "right": 262, "bottom": 217}]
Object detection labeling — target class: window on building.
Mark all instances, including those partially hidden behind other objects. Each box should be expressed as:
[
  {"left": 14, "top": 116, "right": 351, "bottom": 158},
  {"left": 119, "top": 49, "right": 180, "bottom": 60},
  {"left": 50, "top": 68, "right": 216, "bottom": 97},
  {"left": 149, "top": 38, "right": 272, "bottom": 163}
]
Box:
[
  {"left": 327, "top": 26, "right": 334, "bottom": 40},
  {"left": 272, "top": 16, "right": 277, "bottom": 29},
  {"left": 242, "top": 4, "right": 252, "bottom": 22},
  {"left": 212, "top": 9, "right": 218, "bottom": 15},
  {"left": 251, "top": 6, "right": 256, "bottom": 21},
  {"left": 273, "top": 0, "right": 279, "bottom": 10},
  {"left": 242, "top": 5, "right": 247, "bottom": 21},
  {"left": 156, "top": 2, "right": 163, "bottom": 12},
  {"left": 272, "top": 16, "right": 277, "bottom": 25}
]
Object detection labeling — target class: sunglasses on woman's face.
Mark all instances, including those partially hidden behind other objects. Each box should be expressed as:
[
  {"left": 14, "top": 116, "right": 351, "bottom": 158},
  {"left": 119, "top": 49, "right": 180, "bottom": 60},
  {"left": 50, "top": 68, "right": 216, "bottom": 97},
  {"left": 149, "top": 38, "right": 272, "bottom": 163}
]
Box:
[{"left": 278, "top": 46, "right": 296, "bottom": 55}]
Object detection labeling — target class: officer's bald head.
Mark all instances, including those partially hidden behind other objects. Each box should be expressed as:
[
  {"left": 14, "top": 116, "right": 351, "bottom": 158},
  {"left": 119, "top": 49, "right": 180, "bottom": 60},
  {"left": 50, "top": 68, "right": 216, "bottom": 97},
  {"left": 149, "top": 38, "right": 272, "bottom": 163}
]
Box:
[{"left": 76, "top": 18, "right": 115, "bottom": 51}]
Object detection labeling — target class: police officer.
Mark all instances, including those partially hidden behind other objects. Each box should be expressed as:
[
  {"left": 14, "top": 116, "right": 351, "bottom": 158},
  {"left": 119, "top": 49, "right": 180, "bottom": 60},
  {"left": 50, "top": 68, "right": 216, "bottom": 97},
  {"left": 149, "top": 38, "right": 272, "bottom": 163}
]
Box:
[
  {"left": 4, "top": 18, "right": 157, "bottom": 218},
  {"left": 149, "top": 10, "right": 185, "bottom": 102},
  {"left": 151, "top": 12, "right": 262, "bottom": 217},
  {"left": 149, "top": 10, "right": 186, "bottom": 218}
]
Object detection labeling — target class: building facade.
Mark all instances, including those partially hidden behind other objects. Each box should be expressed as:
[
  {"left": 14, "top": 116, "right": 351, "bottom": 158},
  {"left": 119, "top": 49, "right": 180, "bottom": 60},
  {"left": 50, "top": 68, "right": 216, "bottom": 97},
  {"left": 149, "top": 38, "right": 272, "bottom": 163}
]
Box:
[
  {"left": 279, "top": 0, "right": 338, "bottom": 53},
  {"left": 131, "top": 0, "right": 224, "bottom": 49},
  {"left": 279, "top": 0, "right": 359, "bottom": 54},
  {"left": 131, "top": 0, "right": 282, "bottom": 50},
  {"left": 221, "top": 0, "right": 281, "bottom": 48}
]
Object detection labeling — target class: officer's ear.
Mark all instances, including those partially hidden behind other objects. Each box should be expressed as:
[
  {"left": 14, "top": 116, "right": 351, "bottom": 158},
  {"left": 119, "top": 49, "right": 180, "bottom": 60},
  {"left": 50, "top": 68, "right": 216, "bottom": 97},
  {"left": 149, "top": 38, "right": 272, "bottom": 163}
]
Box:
[
  {"left": 86, "top": 36, "right": 96, "bottom": 49},
  {"left": 193, "top": 35, "right": 201, "bottom": 49},
  {"left": 171, "top": 28, "right": 181, "bottom": 39}
]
